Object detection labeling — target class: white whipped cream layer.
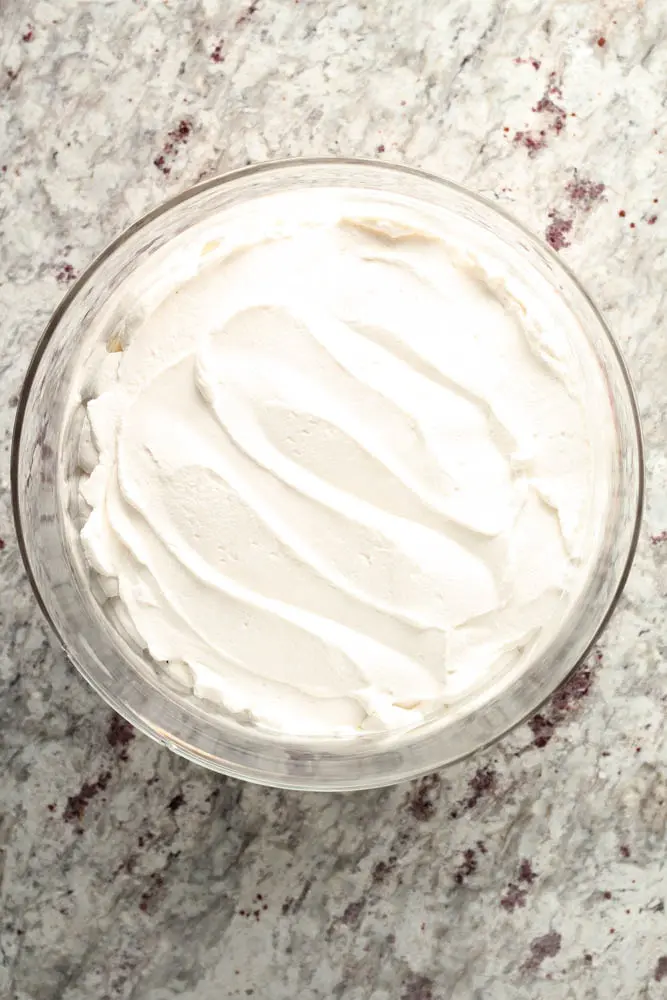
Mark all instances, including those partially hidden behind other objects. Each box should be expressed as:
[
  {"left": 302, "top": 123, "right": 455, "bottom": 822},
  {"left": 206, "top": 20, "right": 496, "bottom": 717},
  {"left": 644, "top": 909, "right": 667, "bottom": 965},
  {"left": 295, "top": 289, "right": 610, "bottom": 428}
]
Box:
[{"left": 76, "top": 188, "right": 608, "bottom": 736}]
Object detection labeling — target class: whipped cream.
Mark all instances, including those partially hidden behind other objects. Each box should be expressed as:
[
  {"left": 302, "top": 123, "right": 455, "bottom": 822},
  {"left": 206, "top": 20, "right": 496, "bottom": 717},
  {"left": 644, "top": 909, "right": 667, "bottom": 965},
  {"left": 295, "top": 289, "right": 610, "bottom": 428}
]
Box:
[{"left": 75, "top": 188, "right": 607, "bottom": 737}]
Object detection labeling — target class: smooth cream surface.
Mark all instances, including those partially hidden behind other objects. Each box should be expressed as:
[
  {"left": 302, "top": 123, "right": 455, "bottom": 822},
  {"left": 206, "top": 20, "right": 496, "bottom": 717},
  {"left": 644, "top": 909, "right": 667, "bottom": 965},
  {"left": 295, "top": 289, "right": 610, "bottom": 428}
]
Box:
[{"left": 77, "top": 189, "right": 604, "bottom": 736}]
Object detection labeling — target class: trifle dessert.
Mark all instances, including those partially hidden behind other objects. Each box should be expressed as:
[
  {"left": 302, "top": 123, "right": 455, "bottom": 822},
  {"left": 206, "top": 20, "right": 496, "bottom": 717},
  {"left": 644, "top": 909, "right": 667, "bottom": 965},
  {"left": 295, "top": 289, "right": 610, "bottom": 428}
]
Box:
[{"left": 71, "top": 184, "right": 613, "bottom": 740}]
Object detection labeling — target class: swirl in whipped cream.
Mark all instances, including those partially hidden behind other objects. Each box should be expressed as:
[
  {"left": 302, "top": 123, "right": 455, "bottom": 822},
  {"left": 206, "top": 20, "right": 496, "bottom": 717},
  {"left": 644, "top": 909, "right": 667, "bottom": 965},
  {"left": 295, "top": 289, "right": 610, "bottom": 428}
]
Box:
[{"left": 76, "top": 190, "right": 603, "bottom": 736}]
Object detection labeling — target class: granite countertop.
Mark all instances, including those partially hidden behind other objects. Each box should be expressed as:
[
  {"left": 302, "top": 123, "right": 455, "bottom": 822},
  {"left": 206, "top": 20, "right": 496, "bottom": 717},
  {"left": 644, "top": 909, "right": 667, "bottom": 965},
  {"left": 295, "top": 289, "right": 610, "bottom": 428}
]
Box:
[{"left": 2, "top": 1, "right": 667, "bottom": 997}]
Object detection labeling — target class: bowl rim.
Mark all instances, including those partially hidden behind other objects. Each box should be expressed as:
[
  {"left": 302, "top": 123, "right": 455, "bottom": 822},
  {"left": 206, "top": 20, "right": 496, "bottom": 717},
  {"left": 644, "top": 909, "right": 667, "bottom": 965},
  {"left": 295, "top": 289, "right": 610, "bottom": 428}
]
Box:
[{"left": 11, "top": 156, "right": 645, "bottom": 789}]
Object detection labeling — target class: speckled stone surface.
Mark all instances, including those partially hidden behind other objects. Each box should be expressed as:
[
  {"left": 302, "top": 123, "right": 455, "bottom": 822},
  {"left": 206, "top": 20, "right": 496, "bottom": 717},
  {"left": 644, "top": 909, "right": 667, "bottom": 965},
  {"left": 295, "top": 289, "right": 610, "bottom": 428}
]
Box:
[{"left": 2, "top": 1, "right": 667, "bottom": 998}]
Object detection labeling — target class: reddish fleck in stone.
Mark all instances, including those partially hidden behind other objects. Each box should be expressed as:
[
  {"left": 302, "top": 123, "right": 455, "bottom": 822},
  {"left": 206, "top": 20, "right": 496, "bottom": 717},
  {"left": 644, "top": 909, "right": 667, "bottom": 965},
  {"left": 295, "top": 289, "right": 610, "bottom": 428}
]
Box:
[
  {"left": 341, "top": 899, "right": 364, "bottom": 926},
  {"left": 372, "top": 857, "right": 397, "bottom": 883},
  {"left": 519, "top": 859, "right": 537, "bottom": 884},
  {"left": 533, "top": 96, "right": 561, "bottom": 116},
  {"left": 630, "top": 222, "right": 636, "bottom": 229},
  {"left": 513, "top": 130, "right": 547, "bottom": 156},
  {"left": 648, "top": 215, "right": 658, "bottom": 224},
  {"left": 377, "top": 144, "right": 385, "bottom": 153},
  {"left": 107, "top": 713, "right": 135, "bottom": 754},
  {"left": 620, "top": 844, "right": 631, "bottom": 858},
  {"left": 56, "top": 262, "right": 76, "bottom": 283},
  {"left": 63, "top": 772, "right": 112, "bottom": 823},
  {"left": 597, "top": 37, "right": 606, "bottom": 47},
  {"left": 545, "top": 215, "right": 573, "bottom": 251},
  {"left": 651, "top": 530, "right": 667, "bottom": 545},
  {"left": 453, "top": 848, "right": 477, "bottom": 885},
  {"left": 512, "top": 91, "right": 568, "bottom": 144},
  {"left": 47, "top": 803, "right": 56, "bottom": 813},
  {"left": 155, "top": 120, "right": 192, "bottom": 175},
  {"left": 655, "top": 957, "right": 667, "bottom": 982},
  {"left": 22, "top": 27, "right": 34, "bottom": 42},
  {"left": 566, "top": 177, "right": 606, "bottom": 209},
  {"left": 528, "top": 663, "right": 595, "bottom": 748},
  {"left": 211, "top": 40, "right": 224, "bottom": 62},
  {"left": 407, "top": 773, "right": 440, "bottom": 821},
  {"left": 465, "top": 766, "right": 496, "bottom": 809},
  {"left": 501, "top": 883, "right": 527, "bottom": 911},
  {"left": 619, "top": 209, "right": 626, "bottom": 217},
  {"left": 552, "top": 667, "right": 592, "bottom": 713},
  {"left": 529, "top": 713, "right": 556, "bottom": 747},
  {"left": 547, "top": 72, "right": 562, "bottom": 96},
  {"left": 523, "top": 932, "right": 562, "bottom": 970},
  {"left": 603, "top": 890, "right": 612, "bottom": 899},
  {"left": 0, "top": 538, "right": 5, "bottom": 550},
  {"left": 171, "top": 120, "right": 191, "bottom": 140}
]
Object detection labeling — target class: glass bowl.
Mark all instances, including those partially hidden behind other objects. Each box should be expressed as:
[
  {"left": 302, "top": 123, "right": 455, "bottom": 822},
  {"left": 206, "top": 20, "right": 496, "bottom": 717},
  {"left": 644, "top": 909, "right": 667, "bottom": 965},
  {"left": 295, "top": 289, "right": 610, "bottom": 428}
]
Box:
[{"left": 11, "top": 159, "right": 643, "bottom": 790}]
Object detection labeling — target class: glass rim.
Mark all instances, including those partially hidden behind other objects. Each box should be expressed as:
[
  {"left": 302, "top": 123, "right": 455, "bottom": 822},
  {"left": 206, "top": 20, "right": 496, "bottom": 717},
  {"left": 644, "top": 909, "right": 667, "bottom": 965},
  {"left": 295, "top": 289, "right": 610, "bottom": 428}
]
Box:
[{"left": 11, "top": 157, "right": 645, "bottom": 789}]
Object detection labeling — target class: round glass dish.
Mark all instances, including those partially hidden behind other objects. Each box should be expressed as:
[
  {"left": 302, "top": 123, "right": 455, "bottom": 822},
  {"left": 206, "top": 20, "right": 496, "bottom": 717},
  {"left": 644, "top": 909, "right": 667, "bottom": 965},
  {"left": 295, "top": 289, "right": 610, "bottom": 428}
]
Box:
[{"left": 12, "top": 159, "right": 643, "bottom": 790}]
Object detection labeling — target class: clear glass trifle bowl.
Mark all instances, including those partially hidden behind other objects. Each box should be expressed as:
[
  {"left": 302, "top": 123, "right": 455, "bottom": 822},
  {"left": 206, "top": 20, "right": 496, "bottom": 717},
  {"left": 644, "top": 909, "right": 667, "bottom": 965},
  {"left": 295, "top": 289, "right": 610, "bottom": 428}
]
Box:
[{"left": 12, "top": 159, "right": 643, "bottom": 790}]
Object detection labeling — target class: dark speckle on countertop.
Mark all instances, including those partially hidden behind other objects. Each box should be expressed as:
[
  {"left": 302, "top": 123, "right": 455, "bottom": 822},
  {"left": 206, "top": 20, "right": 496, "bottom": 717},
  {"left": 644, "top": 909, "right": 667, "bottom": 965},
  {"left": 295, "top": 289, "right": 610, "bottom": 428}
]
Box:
[{"left": 1, "top": 1, "right": 666, "bottom": 998}]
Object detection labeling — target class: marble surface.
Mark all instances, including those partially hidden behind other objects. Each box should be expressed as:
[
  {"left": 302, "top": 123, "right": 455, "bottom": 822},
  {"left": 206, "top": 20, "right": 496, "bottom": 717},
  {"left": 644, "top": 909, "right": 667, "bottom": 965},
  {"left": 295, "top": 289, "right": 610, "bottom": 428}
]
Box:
[{"left": 2, "top": 0, "right": 667, "bottom": 997}]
